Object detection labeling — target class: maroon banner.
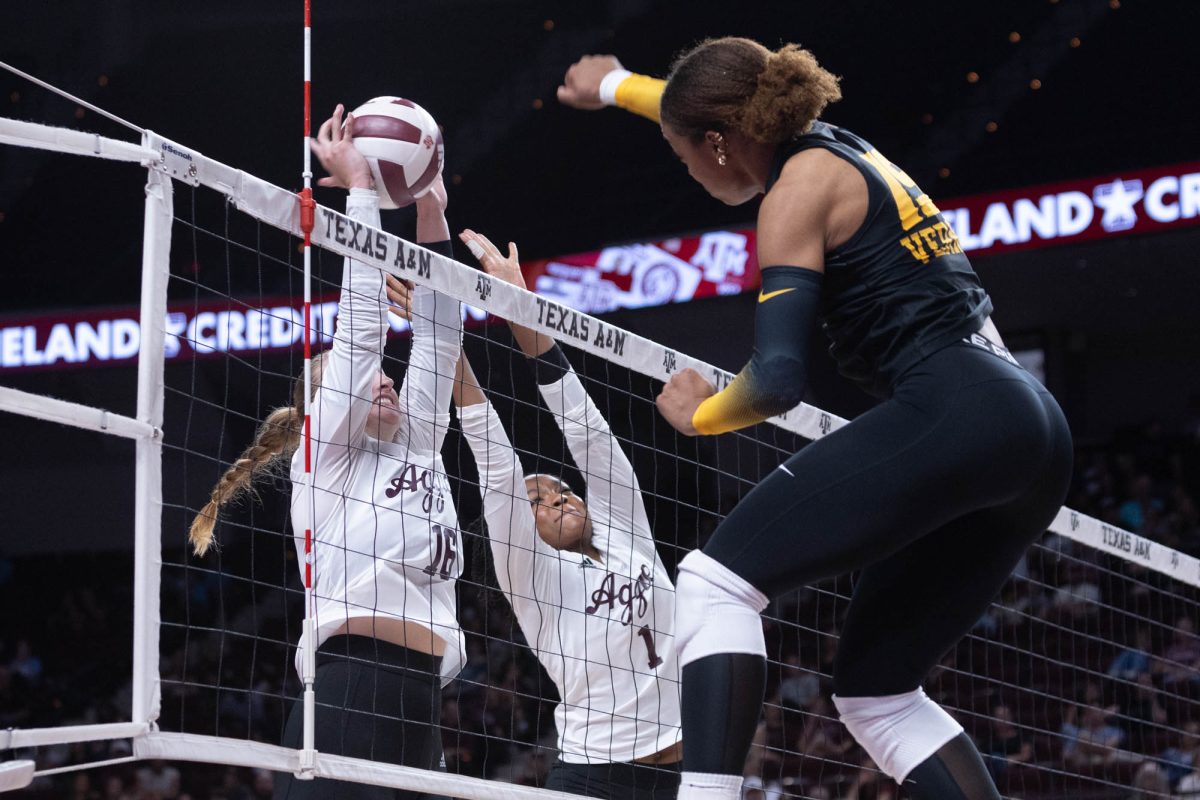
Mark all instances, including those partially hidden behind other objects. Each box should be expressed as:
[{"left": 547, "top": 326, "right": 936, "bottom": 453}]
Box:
[
  {"left": 939, "top": 161, "right": 1200, "bottom": 257},
  {"left": 4, "top": 162, "right": 1197, "bottom": 373},
  {"left": 520, "top": 229, "right": 760, "bottom": 316},
  {"left": 0, "top": 291, "right": 499, "bottom": 374},
  {"left": 1, "top": 294, "right": 363, "bottom": 373}
]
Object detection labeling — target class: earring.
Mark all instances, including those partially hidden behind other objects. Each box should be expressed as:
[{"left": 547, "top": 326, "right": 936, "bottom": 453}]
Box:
[{"left": 717, "top": 151, "right": 727, "bottom": 167}]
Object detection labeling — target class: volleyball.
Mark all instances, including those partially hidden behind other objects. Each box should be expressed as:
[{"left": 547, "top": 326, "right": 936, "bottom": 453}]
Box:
[{"left": 348, "top": 96, "right": 444, "bottom": 209}]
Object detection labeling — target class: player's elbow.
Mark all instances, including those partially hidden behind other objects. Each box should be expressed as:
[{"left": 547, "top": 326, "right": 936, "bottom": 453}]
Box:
[{"left": 751, "top": 356, "right": 807, "bottom": 417}]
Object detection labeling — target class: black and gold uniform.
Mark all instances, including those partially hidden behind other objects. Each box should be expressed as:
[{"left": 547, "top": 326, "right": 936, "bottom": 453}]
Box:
[
  {"left": 600, "top": 64, "right": 1071, "bottom": 799},
  {"left": 692, "top": 123, "right": 1072, "bottom": 752},
  {"left": 784, "top": 122, "right": 991, "bottom": 397}
]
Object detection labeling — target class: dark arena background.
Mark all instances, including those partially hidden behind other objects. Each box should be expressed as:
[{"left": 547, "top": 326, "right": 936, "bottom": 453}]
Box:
[{"left": 2, "top": 2, "right": 1199, "bottom": 799}]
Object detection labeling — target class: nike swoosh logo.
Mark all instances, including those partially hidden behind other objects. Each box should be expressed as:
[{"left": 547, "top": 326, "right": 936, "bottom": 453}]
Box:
[{"left": 758, "top": 288, "right": 796, "bottom": 303}]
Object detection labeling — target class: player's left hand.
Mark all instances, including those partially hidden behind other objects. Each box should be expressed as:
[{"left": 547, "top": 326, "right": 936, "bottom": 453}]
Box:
[{"left": 656, "top": 368, "right": 715, "bottom": 436}]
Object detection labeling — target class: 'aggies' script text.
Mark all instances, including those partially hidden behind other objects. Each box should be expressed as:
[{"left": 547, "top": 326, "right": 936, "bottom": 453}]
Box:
[
  {"left": 318, "top": 208, "right": 433, "bottom": 279},
  {"left": 385, "top": 462, "right": 451, "bottom": 514},
  {"left": 586, "top": 564, "right": 654, "bottom": 626}
]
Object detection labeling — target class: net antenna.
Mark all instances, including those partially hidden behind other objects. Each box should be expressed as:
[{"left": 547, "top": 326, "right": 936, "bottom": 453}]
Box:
[{"left": 295, "top": 0, "right": 319, "bottom": 781}]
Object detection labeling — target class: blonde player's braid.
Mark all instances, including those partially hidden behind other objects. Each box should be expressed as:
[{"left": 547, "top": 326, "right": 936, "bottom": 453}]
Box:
[
  {"left": 189, "top": 353, "right": 328, "bottom": 556},
  {"left": 188, "top": 407, "right": 302, "bottom": 556}
]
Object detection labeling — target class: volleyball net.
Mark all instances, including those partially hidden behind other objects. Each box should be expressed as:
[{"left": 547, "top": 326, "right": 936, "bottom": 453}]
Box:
[{"left": 2, "top": 115, "right": 1199, "bottom": 800}]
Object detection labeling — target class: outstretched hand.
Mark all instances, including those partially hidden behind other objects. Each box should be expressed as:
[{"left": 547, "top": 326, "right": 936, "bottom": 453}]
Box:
[
  {"left": 309, "top": 104, "right": 374, "bottom": 191},
  {"left": 656, "top": 368, "right": 715, "bottom": 437},
  {"left": 557, "top": 54, "right": 624, "bottom": 110},
  {"left": 459, "top": 230, "right": 524, "bottom": 288},
  {"left": 459, "top": 229, "right": 551, "bottom": 358}
]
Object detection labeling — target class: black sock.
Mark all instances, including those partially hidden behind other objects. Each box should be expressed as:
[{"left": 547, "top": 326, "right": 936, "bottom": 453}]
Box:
[
  {"left": 902, "top": 733, "right": 1001, "bottom": 800},
  {"left": 680, "top": 653, "right": 767, "bottom": 775}
]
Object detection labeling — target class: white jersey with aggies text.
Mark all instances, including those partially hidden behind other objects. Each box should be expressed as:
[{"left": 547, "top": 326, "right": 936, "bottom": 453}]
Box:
[
  {"left": 290, "top": 188, "right": 465, "bottom": 683},
  {"left": 459, "top": 367, "right": 681, "bottom": 763}
]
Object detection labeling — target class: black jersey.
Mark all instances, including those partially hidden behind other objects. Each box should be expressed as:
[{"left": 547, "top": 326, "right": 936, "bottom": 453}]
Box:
[{"left": 765, "top": 122, "right": 993, "bottom": 397}]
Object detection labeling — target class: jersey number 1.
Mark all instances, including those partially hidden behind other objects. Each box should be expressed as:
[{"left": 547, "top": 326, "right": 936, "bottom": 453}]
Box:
[{"left": 637, "top": 625, "right": 663, "bottom": 669}]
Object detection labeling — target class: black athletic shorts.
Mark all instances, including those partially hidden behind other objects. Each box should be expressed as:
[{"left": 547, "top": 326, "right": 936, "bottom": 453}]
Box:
[
  {"left": 544, "top": 758, "right": 681, "bottom": 800},
  {"left": 274, "top": 635, "right": 443, "bottom": 800},
  {"left": 704, "top": 339, "right": 1073, "bottom": 697}
]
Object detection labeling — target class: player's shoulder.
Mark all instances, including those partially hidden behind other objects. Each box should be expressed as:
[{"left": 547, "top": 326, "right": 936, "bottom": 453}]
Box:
[
  {"left": 759, "top": 144, "right": 869, "bottom": 258},
  {"left": 758, "top": 148, "right": 846, "bottom": 236},
  {"left": 766, "top": 148, "right": 855, "bottom": 208}
]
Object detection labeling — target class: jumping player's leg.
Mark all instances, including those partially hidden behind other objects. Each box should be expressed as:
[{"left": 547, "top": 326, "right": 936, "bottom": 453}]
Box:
[
  {"left": 830, "top": 388, "right": 1070, "bottom": 800},
  {"left": 833, "top": 470, "right": 1069, "bottom": 799},
  {"left": 674, "top": 345, "right": 1071, "bottom": 799}
]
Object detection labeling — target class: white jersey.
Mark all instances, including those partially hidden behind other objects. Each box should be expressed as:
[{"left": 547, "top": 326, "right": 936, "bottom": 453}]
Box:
[
  {"left": 458, "top": 368, "right": 681, "bottom": 763},
  {"left": 290, "top": 188, "right": 464, "bottom": 684}
]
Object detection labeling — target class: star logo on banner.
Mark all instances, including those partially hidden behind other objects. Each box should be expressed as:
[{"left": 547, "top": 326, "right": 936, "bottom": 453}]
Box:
[{"left": 1093, "top": 179, "right": 1144, "bottom": 232}]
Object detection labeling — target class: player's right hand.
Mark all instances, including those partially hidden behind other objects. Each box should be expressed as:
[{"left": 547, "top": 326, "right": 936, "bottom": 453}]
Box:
[
  {"left": 460, "top": 230, "right": 525, "bottom": 289},
  {"left": 557, "top": 54, "right": 623, "bottom": 110},
  {"left": 310, "top": 104, "right": 374, "bottom": 191}
]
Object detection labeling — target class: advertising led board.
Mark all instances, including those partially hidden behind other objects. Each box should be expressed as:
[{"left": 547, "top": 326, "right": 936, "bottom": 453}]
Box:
[{"left": 3, "top": 163, "right": 1197, "bottom": 373}]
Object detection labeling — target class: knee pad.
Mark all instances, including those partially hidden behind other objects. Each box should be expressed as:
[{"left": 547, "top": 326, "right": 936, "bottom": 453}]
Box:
[
  {"left": 675, "top": 550, "right": 769, "bottom": 668},
  {"left": 832, "top": 689, "right": 963, "bottom": 783}
]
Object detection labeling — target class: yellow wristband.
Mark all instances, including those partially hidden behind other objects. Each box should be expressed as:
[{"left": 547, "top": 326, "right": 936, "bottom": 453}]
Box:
[{"left": 614, "top": 73, "right": 665, "bottom": 124}]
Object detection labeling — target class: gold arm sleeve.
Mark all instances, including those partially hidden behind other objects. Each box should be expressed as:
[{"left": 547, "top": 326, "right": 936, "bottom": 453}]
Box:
[
  {"left": 691, "top": 369, "right": 771, "bottom": 436},
  {"left": 614, "top": 73, "right": 665, "bottom": 124}
]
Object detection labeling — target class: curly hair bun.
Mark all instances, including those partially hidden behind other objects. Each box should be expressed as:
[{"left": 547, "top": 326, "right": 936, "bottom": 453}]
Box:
[
  {"left": 662, "top": 38, "right": 841, "bottom": 144},
  {"left": 740, "top": 44, "right": 842, "bottom": 143}
]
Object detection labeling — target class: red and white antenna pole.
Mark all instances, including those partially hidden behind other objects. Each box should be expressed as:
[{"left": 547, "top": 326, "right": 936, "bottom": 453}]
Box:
[{"left": 297, "top": 0, "right": 318, "bottom": 779}]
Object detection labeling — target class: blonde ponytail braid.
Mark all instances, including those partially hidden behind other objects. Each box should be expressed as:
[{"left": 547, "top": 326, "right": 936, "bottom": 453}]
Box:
[{"left": 189, "top": 405, "right": 302, "bottom": 556}]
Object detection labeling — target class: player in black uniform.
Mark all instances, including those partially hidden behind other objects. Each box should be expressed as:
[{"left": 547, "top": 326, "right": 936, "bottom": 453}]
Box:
[{"left": 558, "top": 39, "right": 1073, "bottom": 800}]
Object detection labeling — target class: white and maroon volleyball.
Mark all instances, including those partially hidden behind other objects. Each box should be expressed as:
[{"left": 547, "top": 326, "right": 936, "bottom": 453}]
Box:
[{"left": 348, "top": 97, "right": 444, "bottom": 209}]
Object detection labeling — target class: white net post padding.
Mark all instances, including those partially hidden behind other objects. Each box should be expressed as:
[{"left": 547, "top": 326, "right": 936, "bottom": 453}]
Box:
[
  {"left": 132, "top": 152, "right": 172, "bottom": 729},
  {"left": 0, "top": 386, "right": 156, "bottom": 440},
  {"left": 0, "top": 116, "right": 155, "bottom": 163},
  {"left": 0, "top": 762, "right": 34, "bottom": 793},
  {"left": 135, "top": 733, "right": 583, "bottom": 800},
  {"left": 0, "top": 119, "right": 166, "bottom": 782}
]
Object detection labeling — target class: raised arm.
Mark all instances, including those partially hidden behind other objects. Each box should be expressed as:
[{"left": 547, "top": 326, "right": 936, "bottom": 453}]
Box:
[
  {"left": 452, "top": 352, "right": 554, "bottom": 598},
  {"left": 558, "top": 55, "right": 665, "bottom": 124},
  {"left": 306, "top": 105, "right": 388, "bottom": 473},
  {"left": 538, "top": 364, "right": 647, "bottom": 554},
  {"left": 394, "top": 177, "right": 463, "bottom": 454},
  {"left": 458, "top": 230, "right": 648, "bottom": 552}
]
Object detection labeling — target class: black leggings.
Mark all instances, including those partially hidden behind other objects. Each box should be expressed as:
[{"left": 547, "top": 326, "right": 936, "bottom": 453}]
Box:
[
  {"left": 274, "top": 635, "right": 443, "bottom": 800},
  {"left": 704, "top": 341, "right": 1073, "bottom": 697},
  {"left": 544, "top": 759, "right": 682, "bottom": 799}
]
